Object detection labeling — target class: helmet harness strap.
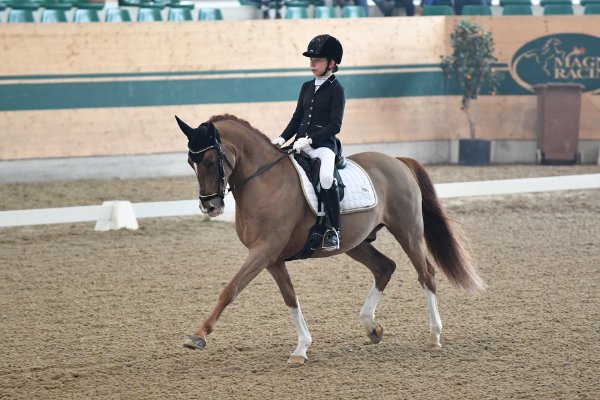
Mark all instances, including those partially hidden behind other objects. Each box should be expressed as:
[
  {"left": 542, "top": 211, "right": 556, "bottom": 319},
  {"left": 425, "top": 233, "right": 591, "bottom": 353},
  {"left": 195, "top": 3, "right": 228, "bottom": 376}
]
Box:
[{"left": 320, "top": 59, "right": 333, "bottom": 77}]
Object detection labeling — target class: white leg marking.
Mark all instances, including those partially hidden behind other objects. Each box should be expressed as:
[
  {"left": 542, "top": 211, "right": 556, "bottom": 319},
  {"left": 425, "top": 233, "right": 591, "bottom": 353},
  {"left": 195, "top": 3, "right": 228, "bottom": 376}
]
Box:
[
  {"left": 288, "top": 299, "right": 312, "bottom": 359},
  {"left": 425, "top": 288, "right": 443, "bottom": 347},
  {"left": 359, "top": 283, "right": 383, "bottom": 334}
]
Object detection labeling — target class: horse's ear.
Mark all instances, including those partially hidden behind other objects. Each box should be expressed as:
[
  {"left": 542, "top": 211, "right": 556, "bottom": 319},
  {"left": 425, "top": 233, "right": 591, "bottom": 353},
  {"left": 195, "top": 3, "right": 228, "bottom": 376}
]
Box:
[{"left": 175, "top": 115, "right": 195, "bottom": 139}]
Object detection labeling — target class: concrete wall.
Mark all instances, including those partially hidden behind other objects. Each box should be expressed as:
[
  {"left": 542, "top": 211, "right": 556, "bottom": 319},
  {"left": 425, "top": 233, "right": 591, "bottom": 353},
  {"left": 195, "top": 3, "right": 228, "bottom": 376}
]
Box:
[{"left": 0, "top": 16, "right": 599, "bottom": 162}]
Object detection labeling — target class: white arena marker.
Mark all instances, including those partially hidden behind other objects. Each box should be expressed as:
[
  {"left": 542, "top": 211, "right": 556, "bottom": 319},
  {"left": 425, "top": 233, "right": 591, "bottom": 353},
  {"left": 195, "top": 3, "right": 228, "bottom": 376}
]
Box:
[
  {"left": 0, "top": 205, "right": 109, "bottom": 228},
  {"left": 0, "top": 174, "right": 598, "bottom": 229},
  {"left": 95, "top": 201, "right": 139, "bottom": 231},
  {"left": 435, "top": 174, "right": 600, "bottom": 198}
]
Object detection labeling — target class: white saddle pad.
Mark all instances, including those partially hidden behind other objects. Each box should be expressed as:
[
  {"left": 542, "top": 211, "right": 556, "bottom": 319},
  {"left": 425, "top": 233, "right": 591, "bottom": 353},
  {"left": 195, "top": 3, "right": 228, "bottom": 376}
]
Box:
[{"left": 290, "top": 155, "right": 378, "bottom": 215}]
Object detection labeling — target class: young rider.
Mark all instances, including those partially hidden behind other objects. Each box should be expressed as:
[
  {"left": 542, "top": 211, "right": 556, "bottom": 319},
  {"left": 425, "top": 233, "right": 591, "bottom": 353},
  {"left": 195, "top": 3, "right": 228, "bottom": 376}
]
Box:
[{"left": 271, "top": 34, "right": 346, "bottom": 251}]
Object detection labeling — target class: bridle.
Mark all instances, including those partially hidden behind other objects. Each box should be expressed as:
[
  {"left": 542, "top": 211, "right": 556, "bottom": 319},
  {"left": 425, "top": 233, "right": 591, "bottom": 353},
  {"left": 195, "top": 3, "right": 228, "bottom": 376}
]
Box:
[
  {"left": 188, "top": 126, "right": 234, "bottom": 202},
  {"left": 189, "top": 124, "right": 291, "bottom": 201}
]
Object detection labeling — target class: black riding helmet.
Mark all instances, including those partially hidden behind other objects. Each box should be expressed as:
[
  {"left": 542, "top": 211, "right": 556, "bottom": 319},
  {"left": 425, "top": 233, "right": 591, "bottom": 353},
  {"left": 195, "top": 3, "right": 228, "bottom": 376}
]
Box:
[{"left": 303, "top": 34, "right": 343, "bottom": 74}]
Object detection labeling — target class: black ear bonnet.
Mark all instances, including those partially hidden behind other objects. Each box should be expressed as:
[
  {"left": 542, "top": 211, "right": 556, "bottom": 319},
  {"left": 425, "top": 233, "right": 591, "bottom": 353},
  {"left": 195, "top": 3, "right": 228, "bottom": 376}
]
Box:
[{"left": 187, "top": 122, "right": 219, "bottom": 163}]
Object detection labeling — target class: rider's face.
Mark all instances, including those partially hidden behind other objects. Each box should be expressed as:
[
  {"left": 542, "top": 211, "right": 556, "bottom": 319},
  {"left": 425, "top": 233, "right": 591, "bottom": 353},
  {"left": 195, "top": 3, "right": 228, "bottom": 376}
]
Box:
[{"left": 310, "top": 57, "right": 333, "bottom": 76}]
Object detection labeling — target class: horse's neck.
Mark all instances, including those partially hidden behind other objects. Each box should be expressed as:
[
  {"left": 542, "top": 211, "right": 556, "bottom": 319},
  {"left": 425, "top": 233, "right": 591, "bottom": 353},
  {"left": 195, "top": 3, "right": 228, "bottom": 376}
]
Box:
[{"left": 219, "top": 122, "right": 284, "bottom": 191}]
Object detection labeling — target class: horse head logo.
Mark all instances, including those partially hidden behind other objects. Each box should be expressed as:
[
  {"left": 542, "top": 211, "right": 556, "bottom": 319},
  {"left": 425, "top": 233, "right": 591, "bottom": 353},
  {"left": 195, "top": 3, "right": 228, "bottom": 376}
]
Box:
[
  {"left": 516, "top": 38, "right": 566, "bottom": 77},
  {"left": 510, "top": 33, "right": 600, "bottom": 92}
]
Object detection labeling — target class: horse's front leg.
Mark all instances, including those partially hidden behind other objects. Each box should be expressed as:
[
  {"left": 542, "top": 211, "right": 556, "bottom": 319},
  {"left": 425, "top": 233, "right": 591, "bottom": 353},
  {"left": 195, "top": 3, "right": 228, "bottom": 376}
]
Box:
[
  {"left": 183, "top": 248, "right": 277, "bottom": 351},
  {"left": 267, "top": 262, "right": 312, "bottom": 366}
]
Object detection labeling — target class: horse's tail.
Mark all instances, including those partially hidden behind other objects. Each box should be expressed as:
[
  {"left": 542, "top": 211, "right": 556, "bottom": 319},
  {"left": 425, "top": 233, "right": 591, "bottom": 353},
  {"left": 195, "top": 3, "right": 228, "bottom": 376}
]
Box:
[{"left": 398, "top": 158, "right": 486, "bottom": 294}]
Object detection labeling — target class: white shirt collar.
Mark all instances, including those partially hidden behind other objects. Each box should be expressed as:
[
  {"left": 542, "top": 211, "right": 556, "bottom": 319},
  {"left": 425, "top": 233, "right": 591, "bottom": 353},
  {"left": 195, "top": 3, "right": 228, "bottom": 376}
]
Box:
[{"left": 315, "top": 73, "right": 332, "bottom": 86}]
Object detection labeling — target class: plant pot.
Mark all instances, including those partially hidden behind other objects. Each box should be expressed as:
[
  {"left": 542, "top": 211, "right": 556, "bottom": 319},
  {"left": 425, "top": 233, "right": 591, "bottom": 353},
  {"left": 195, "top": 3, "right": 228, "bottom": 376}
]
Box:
[{"left": 459, "top": 139, "right": 491, "bottom": 166}]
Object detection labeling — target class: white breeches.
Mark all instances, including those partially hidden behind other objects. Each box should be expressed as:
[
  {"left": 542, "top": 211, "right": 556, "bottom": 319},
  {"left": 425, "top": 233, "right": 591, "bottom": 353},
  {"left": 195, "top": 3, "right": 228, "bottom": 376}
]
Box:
[{"left": 303, "top": 146, "right": 336, "bottom": 189}]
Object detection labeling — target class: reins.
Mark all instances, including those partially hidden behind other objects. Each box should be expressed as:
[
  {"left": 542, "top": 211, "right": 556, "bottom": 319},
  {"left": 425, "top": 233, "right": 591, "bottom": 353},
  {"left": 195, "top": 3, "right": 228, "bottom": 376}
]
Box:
[
  {"left": 225, "top": 146, "right": 293, "bottom": 196},
  {"left": 188, "top": 120, "right": 293, "bottom": 200}
]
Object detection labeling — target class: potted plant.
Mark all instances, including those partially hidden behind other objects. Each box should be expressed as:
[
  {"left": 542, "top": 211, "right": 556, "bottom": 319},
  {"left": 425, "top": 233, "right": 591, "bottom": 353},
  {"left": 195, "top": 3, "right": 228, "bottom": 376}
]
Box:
[{"left": 440, "top": 19, "right": 501, "bottom": 165}]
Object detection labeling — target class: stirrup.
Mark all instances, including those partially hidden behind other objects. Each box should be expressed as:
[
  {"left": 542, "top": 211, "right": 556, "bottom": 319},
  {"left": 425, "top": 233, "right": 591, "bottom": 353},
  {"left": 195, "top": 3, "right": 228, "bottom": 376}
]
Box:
[{"left": 322, "top": 228, "right": 340, "bottom": 251}]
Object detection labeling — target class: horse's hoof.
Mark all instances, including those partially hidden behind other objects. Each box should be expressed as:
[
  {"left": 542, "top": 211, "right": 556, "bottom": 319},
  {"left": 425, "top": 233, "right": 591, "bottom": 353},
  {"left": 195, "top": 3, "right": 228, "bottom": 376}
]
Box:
[
  {"left": 287, "top": 355, "right": 307, "bottom": 366},
  {"left": 427, "top": 334, "right": 442, "bottom": 351},
  {"left": 183, "top": 335, "right": 206, "bottom": 350},
  {"left": 368, "top": 324, "right": 384, "bottom": 344},
  {"left": 427, "top": 342, "right": 442, "bottom": 351},
  {"left": 429, "top": 343, "right": 442, "bottom": 351}
]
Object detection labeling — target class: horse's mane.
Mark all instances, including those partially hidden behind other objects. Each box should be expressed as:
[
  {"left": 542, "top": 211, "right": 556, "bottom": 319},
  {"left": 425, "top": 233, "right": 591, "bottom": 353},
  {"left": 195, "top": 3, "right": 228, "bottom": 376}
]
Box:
[{"left": 209, "top": 114, "right": 273, "bottom": 145}]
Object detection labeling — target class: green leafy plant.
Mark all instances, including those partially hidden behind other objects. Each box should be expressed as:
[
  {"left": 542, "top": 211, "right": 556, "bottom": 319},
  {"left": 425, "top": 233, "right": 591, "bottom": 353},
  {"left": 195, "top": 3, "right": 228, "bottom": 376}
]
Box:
[{"left": 441, "top": 20, "right": 501, "bottom": 139}]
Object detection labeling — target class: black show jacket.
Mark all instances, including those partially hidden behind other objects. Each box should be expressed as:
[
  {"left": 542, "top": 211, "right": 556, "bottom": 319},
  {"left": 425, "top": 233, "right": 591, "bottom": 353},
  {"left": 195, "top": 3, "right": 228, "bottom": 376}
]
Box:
[{"left": 280, "top": 74, "right": 345, "bottom": 154}]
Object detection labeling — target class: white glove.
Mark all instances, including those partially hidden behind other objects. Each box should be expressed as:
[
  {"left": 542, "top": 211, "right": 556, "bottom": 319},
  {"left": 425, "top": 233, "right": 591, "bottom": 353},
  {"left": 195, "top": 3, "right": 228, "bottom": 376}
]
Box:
[
  {"left": 292, "top": 137, "right": 312, "bottom": 153},
  {"left": 271, "top": 136, "right": 285, "bottom": 147}
]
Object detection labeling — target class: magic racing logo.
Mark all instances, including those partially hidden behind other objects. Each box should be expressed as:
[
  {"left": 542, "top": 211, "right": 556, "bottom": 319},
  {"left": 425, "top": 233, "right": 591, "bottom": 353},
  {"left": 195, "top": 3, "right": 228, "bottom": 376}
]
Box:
[{"left": 510, "top": 33, "right": 600, "bottom": 92}]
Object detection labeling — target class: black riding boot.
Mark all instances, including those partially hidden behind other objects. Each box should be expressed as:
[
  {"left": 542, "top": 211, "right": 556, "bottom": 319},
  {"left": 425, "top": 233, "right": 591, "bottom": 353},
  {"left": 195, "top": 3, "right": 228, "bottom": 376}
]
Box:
[{"left": 322, "top": 182, "right": 341, "bottom": 251}]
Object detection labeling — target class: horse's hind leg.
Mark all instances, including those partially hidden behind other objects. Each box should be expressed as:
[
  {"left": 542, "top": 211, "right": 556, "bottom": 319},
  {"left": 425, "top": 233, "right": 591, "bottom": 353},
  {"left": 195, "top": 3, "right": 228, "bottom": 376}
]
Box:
[
  {"left": 346, "top": 240, "right": 396, "bottom": 344},
  {"left": 267, "top": 262, "right": 312, "bottom": 366},
  {"left": 390, "top": 224, "right": 443, "bottom": 349}
]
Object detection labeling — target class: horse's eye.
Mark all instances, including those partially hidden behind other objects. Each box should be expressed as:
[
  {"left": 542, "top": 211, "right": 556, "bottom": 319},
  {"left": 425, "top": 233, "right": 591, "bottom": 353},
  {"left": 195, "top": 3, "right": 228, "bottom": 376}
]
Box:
[{"left": 206, "top": 160, "right": 216, "bottom": 168}]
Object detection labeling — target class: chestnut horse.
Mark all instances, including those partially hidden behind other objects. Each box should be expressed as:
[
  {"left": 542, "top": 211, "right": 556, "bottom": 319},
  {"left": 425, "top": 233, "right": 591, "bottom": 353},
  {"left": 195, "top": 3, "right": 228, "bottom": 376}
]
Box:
[{"left": 176, "top": 114, "right": 485, "bottom": 365}]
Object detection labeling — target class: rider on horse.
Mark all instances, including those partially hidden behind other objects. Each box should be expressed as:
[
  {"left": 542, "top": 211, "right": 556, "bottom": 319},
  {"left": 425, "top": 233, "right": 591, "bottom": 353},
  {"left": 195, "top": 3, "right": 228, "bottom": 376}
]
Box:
[{"left": 272, "top": 34, "right": 346, "bottom": 251}]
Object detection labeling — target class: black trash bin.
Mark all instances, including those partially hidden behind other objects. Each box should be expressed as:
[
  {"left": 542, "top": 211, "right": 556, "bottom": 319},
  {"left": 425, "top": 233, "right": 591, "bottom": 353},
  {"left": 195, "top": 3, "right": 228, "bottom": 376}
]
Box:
[{"left": 533, "top": 83, "right": 584, "bottom": 165}]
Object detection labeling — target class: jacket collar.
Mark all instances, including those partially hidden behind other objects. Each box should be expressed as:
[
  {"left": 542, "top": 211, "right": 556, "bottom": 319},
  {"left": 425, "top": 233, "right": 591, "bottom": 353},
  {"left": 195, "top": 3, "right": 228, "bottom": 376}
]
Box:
[{"left": 311, "top": 74, "right": 337, "bottom": 91}]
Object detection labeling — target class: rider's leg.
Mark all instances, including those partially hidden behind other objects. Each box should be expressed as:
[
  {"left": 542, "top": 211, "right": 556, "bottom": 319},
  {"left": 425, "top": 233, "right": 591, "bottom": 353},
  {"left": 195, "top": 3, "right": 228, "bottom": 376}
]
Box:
[
  {"left": 304, "top": 147, "right": 340, "bottom": 251},
  {"left": 303, "top": 146, "right": 336, "bottom": 189},
  {"left": 322, "top": 181, "right": 340, "bottom": 250}
]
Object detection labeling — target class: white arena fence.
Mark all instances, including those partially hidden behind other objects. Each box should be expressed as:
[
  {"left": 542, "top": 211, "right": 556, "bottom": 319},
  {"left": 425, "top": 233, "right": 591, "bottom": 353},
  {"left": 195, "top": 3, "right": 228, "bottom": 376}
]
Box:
[{"left": 1, "top": 174, "right": 599, "bottom": 231}]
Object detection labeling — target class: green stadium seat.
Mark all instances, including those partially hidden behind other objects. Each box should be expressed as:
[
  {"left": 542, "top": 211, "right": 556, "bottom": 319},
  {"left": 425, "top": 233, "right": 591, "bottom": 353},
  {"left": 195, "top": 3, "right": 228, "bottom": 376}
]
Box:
[
  {"left": 74, "top": 0, "right": 104, "bottom": 10},
  {"left": 238, "top": 0, "right": 259, "bottom": 7},
  {"left": 342, "top": 5, "right": 366, "bottom": 17},
  {"left": 9, "top": 0, "right": 39, "bottom": 9},
  {"left": 285, "top": 5, "right": 308, "bottom": 18},
  {"left": 105, "top": 7, "right": 131, "bottom": 21},
  {"left": 8, "top": 8, "right": 35, "bottom": 21},
  {"left": 137, "top": 6, "right": 163, "bottom": 21},
  {"left": 285, "top": 0, "right": 308, "bottom": 6},
  {"left": 168, "top": 5, "right": 193, "bottom": 20},
  {"left": 199, "top": 8, "right": 223, "bottom": 20},
  {"left": 40, "top": 0, "right": 72, "bottom": 9},
  {"left": 583, "top": 3, "right": 600, "bottom": 12},
  {"left": 73, "top": 7, "right": 100, "bottom": 21},
  {"left": 499, "top": 0, "right": 531, "bottom": 5},
  {"left": 168, "top": 0, "right": 194, "bottom": 5},
  {"left": 462, "top": 4, "right": 492, "bottom": 14},
  {"left": 540, "top": 0, "right": 572, "bottom": 5},
  {"left": 139, "top": 0, "right": 169, "bottom": 5},
  {"left": 314, "top": 5, "right": 336, "bottom": 17},
  {"left": 580, "top": 0, "right": 600, "bottom": 5},
  {"left": 502, "top": 4, "right": 533, "bottom": 14},
  {"left": 422, "top": 4, "right": 454, "bottom": 15},
  {"left": 168, "top": 1, "right": 193, "bottom": 8},
  {"left": 543, "top": 4, "right": 574, "bottom": 14},
  {"left": 41, "top": 8, "right": 68, "bottom": 22},
  {"left": 427, "top": 0, "right": 452, "bottom": 5}
]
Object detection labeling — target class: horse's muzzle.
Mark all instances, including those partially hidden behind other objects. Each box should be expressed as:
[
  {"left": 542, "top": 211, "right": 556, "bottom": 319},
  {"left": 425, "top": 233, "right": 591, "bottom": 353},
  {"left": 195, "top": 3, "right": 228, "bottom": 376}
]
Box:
[{"left": 199, "top": 199, "right": 224, "bottom": 217}]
